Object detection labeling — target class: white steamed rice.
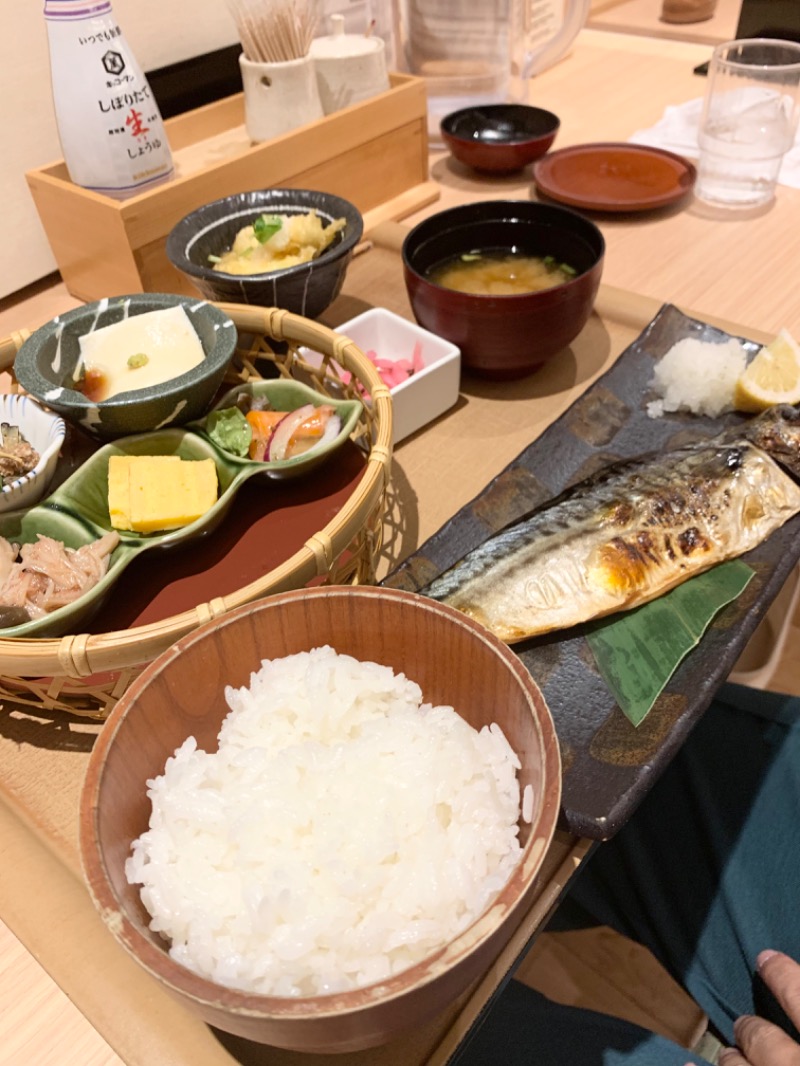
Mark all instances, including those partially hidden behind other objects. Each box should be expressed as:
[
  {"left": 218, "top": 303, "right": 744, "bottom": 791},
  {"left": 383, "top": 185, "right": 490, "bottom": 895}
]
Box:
[
  {"left": 646, "top": 336, "right": 748, "bottom": 419},
  {"left": 125, "top": 645, "right": 527, "bottom": 998}
]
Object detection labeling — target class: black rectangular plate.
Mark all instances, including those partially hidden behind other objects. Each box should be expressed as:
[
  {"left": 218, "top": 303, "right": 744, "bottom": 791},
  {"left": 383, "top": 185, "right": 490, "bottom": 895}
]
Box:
[{"left": 383, "top": 305, "right": 800, "bottom": 840}]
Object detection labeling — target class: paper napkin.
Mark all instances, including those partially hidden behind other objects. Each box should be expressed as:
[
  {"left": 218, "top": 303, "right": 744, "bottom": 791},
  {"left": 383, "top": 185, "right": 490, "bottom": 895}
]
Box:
[{"left": 629, "top": 96, "right": 800, "bottom": 189}]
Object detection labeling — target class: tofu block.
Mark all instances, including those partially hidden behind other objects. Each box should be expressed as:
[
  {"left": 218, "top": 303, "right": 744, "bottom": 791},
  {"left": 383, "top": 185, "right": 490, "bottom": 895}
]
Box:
[
  {"left": 78, "top": 305, "right": 206, "bottom": 401},
  {"left": 107, "top": 455, "right": 218, "bottom": 533}
]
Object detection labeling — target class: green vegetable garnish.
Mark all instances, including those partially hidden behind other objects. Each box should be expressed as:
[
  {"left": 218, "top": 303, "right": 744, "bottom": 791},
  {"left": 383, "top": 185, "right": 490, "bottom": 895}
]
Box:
[
  {"left": 460, "top": 252, "right": 481, "bottom": 262},
  {"left": 253, "top": 214, "right": 283, "bottom": 244},
  {"left": 207, "top": 254, "right": 222, "bottom": 264},
  {"left": 205, "top": 407, "right": 252, "bottom": 457},
  {"left": 543, "top": 256, "right": 577, "bottom": 276},
  {"left": 127, "top": 352, "right": 149, "bottom": 369}
]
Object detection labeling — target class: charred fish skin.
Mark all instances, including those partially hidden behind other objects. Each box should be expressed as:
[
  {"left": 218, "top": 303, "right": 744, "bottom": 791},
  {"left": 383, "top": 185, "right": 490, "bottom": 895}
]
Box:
[
  {"left": 741, "top": 403, "right": 800, "bottom": 478},
  {"left": 423, "top": 410, "right": 800, "bottom": 644}
]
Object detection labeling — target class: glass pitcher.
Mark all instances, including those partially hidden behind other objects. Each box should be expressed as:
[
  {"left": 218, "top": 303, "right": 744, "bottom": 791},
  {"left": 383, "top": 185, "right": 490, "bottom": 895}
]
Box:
[{"left": 394, "top": 0, "right": 589, "bottom": 140}]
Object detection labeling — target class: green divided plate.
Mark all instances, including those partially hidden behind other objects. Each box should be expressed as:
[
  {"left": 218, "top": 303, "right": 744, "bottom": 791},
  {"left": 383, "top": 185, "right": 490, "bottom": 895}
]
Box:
[
  {"left": 190, "top": 379, "right": 362, "bottom": 477},
  {"left": 0, "top": 381, "right": 362, "bottom": 639}
]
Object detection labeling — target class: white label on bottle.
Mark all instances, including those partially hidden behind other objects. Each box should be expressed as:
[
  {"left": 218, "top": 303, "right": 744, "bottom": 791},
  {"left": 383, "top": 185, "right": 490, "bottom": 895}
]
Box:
[{"left": 45, "top": 6, "right": 173, "bottom": 196}]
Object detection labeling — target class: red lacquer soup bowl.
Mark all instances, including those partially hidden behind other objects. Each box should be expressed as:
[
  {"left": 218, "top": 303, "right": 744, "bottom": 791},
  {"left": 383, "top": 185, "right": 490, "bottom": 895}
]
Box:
[{"left": 402, "top": 200, "right": 605, "bottom": 380}]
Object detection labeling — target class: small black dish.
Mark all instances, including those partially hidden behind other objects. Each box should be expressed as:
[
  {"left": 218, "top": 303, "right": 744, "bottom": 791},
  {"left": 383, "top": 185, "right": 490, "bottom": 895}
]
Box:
[
  {"left": 166, "top": 188, "right": 364, "bottom": 319},
  {"left": 441, "top": 104, "right": 560, "bottom": 174}
]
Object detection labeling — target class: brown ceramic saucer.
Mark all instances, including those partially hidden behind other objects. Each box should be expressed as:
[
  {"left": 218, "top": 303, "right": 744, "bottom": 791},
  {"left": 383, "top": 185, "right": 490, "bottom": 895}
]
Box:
[{"left": 533, "top": 142, "right": 697, "bottom": 212}]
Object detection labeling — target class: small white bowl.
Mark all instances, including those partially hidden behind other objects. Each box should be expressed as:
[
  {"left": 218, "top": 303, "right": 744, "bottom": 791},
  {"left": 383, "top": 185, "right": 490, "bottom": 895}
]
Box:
[
  {"left": 335, "top": 308, "right": 461, "bottom": 443},
  {"left": 0, "top": 394, "right": 66, "bottom": 511}
]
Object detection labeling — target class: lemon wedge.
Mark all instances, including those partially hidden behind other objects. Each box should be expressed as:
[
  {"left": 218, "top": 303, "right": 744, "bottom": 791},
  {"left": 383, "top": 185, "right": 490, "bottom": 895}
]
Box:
[{"left": 734, "top": 329, "right": 800, "bottom": 413}]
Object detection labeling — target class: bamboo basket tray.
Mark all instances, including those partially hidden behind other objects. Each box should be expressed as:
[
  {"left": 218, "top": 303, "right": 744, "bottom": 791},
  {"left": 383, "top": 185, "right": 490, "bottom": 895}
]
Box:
[{"left": 0, "top": 303, "right": 392, "bottom": 719}]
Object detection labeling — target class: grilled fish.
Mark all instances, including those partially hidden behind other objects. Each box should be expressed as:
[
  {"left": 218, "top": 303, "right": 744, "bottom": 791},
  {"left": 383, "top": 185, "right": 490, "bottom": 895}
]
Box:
[{"left": 424, "top": 405, "right": 800, "bottom": 643}]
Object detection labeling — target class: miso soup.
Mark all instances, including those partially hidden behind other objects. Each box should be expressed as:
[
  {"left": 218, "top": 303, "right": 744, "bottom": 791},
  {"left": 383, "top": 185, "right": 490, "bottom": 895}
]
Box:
[{"left": 428, "top": 250, "right": 576, "bottom": 296}]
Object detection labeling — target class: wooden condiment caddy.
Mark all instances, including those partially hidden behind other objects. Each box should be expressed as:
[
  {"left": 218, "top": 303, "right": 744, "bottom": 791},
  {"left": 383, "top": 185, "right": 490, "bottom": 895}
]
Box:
[{"left": 26, "top": 73, "right": 429, "bottom": 303}]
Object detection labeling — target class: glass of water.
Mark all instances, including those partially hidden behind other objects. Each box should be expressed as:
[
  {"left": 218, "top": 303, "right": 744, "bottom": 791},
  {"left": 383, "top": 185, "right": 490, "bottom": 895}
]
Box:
[{"left": 696, "top": 38, "right": 800, "bottom": 208}]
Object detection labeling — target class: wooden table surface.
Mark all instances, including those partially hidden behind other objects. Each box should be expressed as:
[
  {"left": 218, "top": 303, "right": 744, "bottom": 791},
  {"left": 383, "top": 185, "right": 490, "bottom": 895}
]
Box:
[
  {"left": 587, "top": 0, "right": 741, "bottom": 46},
  {"left": 3, "top": 25, "right": 800, "bottom": 1066}
]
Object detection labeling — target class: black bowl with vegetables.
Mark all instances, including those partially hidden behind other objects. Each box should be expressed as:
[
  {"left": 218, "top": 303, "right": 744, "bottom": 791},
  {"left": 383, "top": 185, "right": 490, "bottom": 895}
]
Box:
[{"left": 166, "top": 189, "right": 364, "bottom": 319}]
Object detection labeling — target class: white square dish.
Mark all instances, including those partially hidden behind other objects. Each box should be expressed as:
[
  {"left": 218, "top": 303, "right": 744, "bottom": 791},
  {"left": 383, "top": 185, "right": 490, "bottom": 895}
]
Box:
[{"left": 335, "top": 308, "right": 461, "bottom": 444}]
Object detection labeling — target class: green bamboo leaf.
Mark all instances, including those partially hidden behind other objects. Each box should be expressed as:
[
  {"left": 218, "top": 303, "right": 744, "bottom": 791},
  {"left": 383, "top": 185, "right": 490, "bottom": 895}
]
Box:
[{"left": 586, "top": 561, "right": 754, "bottom": 727}]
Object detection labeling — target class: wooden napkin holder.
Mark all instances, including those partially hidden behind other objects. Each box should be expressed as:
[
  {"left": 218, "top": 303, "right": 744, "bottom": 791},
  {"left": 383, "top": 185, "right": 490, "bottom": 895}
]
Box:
[{"left": 26, "top": 73, "right": 429, "bottom": 303}]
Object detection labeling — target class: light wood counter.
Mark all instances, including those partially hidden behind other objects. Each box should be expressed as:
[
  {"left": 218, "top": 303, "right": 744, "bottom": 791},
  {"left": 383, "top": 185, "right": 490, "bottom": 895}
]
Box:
[
  {"left": 423, "top": 30, "right": 800, "bottom": 339},
  {"left": 588, "top": 0, "right": 741, "bottom": 46},
  {"left": 7, "top": 31, "right": 800, "bottom": 342},
  {"left": 2, "top": 27, "right": 800, "bottom": 1066}
]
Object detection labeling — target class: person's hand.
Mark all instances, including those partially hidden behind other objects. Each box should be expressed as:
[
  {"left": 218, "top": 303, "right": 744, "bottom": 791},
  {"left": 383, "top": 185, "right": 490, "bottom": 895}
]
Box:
[{"left": 718, "top": 951, "right": 800, "bottom": 1065}]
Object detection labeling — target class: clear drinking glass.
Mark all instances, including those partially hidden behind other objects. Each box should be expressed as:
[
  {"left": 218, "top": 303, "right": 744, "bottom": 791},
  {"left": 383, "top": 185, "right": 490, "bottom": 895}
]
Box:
[{"left": 695, "top": 38, "right": 800, "bottom": 208}]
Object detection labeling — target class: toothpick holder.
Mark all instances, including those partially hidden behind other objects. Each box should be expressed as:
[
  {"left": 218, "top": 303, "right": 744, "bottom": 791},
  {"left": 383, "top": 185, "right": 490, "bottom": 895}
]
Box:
[
  {"left": 309, "top": 15, "right": 390, "bottom": 115},
  {"left": 239, "top": 54, "right": 324, "bottom": 142}
]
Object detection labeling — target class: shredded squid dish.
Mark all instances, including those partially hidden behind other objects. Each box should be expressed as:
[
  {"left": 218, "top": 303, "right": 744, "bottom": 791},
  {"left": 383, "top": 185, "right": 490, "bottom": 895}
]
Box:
[{"left": 0, "top": 532, "right": 119, "bottom": 627}]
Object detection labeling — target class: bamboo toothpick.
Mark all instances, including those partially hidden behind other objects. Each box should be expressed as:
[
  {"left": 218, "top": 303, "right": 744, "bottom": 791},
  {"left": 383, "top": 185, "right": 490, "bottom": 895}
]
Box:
[{"left": 227, "top": 0, "right": 317, "bottom": 63}]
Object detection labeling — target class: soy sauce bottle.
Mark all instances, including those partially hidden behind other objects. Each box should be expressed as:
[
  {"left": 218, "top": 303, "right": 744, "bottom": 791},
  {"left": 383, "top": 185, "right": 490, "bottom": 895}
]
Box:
[{"left": 44, "top": 0, "right": 174, "bottom": 199}]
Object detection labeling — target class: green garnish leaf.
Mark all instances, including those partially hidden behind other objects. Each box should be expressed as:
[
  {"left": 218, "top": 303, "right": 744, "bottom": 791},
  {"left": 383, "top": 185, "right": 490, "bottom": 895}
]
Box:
[
  {"left": 460, "top": 253, "right": 481, "bottom": 262},
  {"left": 543, "top": 255, "right": 556, "bottom": 266},
  {"left": 127, "top": 352, "right": 149, "bottom": 369},
  {"left": 253, "top": 214, "right": 283, "bottom": 244},
  {"left": 207, "top": 254, "right": 222, "bottom": 264},
  {"left": 586, "top": 561, "right": 754, "bottom": 727},
  {"left": 561, "top": 263, "right": 577, "bottom": 276},
  {"left": 205, "top": 407, "right": 252, "bottom": 457}
]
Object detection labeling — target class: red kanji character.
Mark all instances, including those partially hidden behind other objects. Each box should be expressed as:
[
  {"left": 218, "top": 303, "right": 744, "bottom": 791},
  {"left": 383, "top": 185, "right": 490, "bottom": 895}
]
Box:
[{"left": 126, "top": 108, "right": 149, "bottom": 137}]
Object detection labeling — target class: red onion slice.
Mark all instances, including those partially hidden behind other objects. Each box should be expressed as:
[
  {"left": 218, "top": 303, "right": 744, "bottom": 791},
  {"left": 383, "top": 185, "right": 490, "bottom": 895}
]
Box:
[
  {"left": 266, "top": 406, "right": 314, "bottom": 462},
  {"left": 266, "top": 405, "right": 341, "bottom": 462}
]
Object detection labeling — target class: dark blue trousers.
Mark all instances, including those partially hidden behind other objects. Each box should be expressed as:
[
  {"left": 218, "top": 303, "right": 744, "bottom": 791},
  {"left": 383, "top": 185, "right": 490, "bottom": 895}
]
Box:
[{"left": 458, "top": 683, "right": 800, "bottom": 1065}]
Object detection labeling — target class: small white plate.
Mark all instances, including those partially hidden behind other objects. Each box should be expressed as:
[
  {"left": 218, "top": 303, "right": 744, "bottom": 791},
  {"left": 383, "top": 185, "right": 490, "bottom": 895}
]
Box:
[
  {"left": 333, "top": 308, "right": 461, "bottom": 444},
  {"left": 0, "top": 394, "right": 65, "bottom": 512}
]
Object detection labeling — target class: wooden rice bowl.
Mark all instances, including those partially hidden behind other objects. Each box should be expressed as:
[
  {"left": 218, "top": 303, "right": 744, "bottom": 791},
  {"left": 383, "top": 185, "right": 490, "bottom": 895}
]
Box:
[{"left": 80, "top": 585, "right": 562, "bottom": 1053}]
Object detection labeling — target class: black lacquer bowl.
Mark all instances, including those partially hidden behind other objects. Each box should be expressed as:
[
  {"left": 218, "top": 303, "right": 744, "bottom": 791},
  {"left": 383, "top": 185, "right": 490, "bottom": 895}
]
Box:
[{"left": 441, "top": 104, "right": 560, "bottom": 173}]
